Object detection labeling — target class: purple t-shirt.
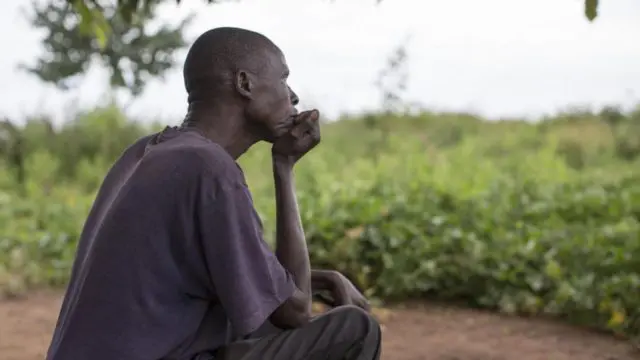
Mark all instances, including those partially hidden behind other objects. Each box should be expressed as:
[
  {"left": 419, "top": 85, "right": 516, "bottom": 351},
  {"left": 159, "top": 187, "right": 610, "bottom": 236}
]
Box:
[{"left": 45, "top": 127, "right": 296, "bottom": 360}]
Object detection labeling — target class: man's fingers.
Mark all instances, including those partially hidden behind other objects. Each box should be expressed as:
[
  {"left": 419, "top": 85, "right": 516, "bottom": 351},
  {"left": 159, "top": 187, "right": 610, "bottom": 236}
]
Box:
[
  {"left": 290, "top": 124, "right": 306, "bottom": 138},
  {"left": 313, "top": 292, "right": 337, "bottom": 308},
  {"left": 289, "top": 117, "right": 311, "bottom": 137},
  {"left": 291, "top": 109, "right": 320, "bottom": 133},
  {"left": 308, "top": 109, "right": 320, "bottom": 122},
  {"left": 360, "top": 299, "right": 372, "bottom": 312},
  {"left": 275, "top": 109, "right": 321, "bottom": 157},
  {"left": 295, "top": 109, "right": 320, "bottom": 125},
  {"left": 291, "top": 117, "right": 318, "bottom": 138},
  {"left": 310, "top": 126, "right": 321, "bottom": 144}
]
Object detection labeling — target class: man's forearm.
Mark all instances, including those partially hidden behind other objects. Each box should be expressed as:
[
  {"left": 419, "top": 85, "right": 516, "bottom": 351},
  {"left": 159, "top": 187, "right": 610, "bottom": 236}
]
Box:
[{"left": 273, "top": 158, "right": 312, "bottom": 311}]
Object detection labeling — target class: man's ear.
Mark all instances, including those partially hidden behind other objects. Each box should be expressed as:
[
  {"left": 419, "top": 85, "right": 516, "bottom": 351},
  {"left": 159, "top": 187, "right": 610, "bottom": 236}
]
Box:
[{"left": 234, "top": 70, "right": 253, "bottom": 99}]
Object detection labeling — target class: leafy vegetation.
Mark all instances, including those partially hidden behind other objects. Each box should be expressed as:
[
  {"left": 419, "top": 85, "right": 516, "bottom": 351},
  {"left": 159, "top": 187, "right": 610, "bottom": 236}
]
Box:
[
  {"left": 22, "top": 0, "right": 193, "bottom": 95},
  {"left": 1, "top": 103, "right": 639, "bottom": 342}
]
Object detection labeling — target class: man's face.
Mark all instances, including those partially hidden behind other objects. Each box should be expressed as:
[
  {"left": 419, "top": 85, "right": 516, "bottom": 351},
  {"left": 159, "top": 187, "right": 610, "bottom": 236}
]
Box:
[{"left": 244, "top": 49, "right": 299, "bottom": 143}]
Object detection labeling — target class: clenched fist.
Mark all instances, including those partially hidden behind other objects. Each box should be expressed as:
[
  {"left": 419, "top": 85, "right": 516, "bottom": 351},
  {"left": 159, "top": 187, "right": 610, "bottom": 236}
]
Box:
[{"left": 271, "top": 109, "right": 321, "bottom": 165}]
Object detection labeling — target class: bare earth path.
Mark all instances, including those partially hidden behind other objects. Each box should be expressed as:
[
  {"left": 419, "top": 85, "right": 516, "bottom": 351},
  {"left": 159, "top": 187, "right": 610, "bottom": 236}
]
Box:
[{"left": 1, "top": 291, "right": 637, "bottom": 360}]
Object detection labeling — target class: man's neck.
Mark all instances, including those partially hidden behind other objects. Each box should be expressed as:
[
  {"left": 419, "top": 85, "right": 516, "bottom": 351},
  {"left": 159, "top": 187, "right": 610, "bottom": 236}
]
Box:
[{"left": 184, "top": 103, "right": 258, "bottom": 160}]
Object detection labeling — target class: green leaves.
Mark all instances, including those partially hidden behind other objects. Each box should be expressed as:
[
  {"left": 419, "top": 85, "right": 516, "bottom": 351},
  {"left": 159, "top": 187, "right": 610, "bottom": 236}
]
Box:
[
  {"left": 25, "top": 0, "right": 193, "bottom": 96},
  {"left": 2, "top": 104, "right": 639, "bottom": 340},
  {"left": 585, "top": 0, "right": 599, "bottom": 22},
  {"left": 299, "top": 174, "right": 640, "bottom": 338},
  {"left": 71, "top": 0, "right": 111, "bottom": 48}
]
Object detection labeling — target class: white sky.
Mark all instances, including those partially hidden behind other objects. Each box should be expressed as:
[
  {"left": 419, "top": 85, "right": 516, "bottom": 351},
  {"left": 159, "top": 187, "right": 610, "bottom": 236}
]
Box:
[{"left": 0, "top": 0, "right": 639, "bottom": 125}]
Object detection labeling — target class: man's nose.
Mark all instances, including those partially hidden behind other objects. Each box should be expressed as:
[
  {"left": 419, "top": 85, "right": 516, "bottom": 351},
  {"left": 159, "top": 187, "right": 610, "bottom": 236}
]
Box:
[{"left": 289, "top": 86, "right": 299, "bottom": 106}]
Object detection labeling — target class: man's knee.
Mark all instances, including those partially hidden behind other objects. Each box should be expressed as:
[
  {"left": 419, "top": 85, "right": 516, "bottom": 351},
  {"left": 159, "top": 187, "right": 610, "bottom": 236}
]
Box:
[
  {"left": 318, "top": 305, "right": 381, "bottom": 359},
  {"left": 235, "top": 306, "right": 381, "bottom": 360},
  {"left": 326, "top": 305, "right": 380, "bottom": 339}
]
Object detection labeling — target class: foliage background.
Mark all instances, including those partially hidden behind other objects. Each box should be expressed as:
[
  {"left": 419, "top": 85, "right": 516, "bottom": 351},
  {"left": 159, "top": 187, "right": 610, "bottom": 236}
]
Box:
[
  {"left": 1, "top": 102, "right": 639, "bottom": 341},
  {"left": 0, "top": 0, "right": 638, "bottom": 349}
]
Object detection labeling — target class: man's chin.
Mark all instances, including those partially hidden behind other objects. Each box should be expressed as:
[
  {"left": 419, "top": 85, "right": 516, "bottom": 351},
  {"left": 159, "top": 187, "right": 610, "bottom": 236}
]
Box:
[
  {"left": 274, "top": 120, "right": 295, "bottom": 138},
  {"left": 251, "top": 126, "right": 279, "bottom": 143},
  {"left": 260, "top": 116, "right": 295, "bottom": 143},
  {"left": 262, "top": 129, "right": 282, "bottom": 143}
]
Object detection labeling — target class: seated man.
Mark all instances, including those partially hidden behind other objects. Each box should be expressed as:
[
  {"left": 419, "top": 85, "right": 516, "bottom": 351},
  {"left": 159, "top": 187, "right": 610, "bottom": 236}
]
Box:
[{"left": 45, "top": 27, "right": 381, "bottom": 360}]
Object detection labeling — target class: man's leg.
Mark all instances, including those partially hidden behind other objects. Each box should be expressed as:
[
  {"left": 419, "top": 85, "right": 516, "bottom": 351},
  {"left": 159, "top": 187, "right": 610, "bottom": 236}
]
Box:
[{"left": 214, "top": 305, "right": 381, "bottom": 360}]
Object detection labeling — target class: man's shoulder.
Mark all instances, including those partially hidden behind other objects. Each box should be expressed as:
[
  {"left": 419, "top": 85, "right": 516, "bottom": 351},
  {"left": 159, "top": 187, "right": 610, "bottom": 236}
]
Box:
[{"left": 148, "top": 128, "right": 244, "bottom": 182}]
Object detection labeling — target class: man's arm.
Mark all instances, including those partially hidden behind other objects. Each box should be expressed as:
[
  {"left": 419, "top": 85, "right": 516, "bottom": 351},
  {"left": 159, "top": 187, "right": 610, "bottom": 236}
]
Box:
[
  {"left": 267, "top": 109, "right": 330, "bottom": 328},
  {"left": 265, "top": 159, "right": 370, "bottom": 327},
  {"left": 267, "top": 157, "right": 313, "bottom": 328},
  {"left": 311, "top": 269, "right": 371, "bottom": 311}
]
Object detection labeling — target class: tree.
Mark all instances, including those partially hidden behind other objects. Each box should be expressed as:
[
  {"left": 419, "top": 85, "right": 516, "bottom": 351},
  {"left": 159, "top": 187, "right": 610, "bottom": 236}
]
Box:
[
  {"left": 375, "top": 39, "right": 409, "bottom": 116},
  {"left": 65, "top": 0, "right": 601, "bottom": 47},
  {"left": 28, "top": 0, "right": 600, "bottom": 96},
  {"left": 21, "top": 0, "right": 194, "bottom": 96},
  {"left": 0, "top": 119, "right": 26, "bottom": 187}
]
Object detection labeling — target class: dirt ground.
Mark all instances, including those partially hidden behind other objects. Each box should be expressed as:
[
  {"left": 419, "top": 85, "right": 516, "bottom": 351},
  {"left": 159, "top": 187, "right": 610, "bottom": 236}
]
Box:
[{"left": 0, "top": 291, "right": 637, "bottom": 360}]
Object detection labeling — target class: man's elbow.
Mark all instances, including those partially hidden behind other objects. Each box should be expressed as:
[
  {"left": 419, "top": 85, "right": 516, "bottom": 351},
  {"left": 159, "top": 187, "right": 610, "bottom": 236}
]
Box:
[{"left": 269, "top": 290, "right": 312, "bottom": 329}]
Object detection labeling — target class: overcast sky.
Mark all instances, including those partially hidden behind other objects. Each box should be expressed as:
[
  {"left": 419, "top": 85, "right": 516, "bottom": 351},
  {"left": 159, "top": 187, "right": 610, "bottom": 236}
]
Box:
[{"left": 0, "top": 0, "right": 639, "bottom": 125}]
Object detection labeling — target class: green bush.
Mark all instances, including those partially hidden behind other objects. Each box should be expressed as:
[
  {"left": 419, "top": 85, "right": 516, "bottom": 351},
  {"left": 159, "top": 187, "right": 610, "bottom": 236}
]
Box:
[{"left": 1, "top": 104, "right": 639, "bottom": 342}]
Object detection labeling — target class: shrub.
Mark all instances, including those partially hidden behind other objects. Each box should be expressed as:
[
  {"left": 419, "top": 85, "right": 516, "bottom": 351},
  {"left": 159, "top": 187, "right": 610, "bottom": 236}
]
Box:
[{"left": 1, "top": 104, "right": 639, "bottom": 342}]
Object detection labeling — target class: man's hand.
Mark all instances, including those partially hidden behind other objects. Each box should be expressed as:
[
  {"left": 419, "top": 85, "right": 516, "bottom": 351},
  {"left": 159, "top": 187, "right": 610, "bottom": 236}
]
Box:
[
  {"left": 312, "top": 270, "right": 370, "bottom": 312},
  {"left": 272, "top": 109, "right": 321, "bottom": 166}
]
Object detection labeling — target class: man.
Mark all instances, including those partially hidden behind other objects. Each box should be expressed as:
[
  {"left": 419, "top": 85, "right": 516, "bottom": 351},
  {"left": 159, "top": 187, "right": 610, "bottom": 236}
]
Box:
[{"left": 45, "top": 27, "right": 382, "bottom": 360}]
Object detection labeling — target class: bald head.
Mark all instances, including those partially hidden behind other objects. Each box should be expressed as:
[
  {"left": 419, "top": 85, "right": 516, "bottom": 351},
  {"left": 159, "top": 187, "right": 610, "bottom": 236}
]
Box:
[
  {"left": 182, "top": 27, "right": 299, "bottom": 144},
  {"left": 183, "top": 27, "right": 281, "bottom": 104}
]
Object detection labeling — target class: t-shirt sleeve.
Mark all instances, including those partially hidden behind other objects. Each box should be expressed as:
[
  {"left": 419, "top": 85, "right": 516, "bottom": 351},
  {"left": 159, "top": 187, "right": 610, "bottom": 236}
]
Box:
[{"left": 198, "top": 174, "right": 296, "bottom": 336}]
